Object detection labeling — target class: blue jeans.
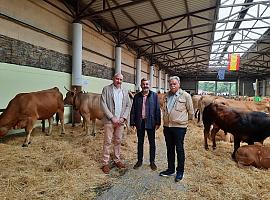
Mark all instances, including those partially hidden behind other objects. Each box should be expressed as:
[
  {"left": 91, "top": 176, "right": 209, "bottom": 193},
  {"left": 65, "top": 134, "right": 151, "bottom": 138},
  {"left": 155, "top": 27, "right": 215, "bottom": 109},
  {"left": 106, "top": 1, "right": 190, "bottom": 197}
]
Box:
[{"left": 163, "top": 127, "right": 186, "bottom": 173}]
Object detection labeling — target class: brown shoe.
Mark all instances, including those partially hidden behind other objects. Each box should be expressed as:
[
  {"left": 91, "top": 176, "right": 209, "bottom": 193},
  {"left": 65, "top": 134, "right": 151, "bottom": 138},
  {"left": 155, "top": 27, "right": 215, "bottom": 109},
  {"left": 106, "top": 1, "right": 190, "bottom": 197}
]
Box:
[
  {"left": 102, "top": 165, "right": 110, "bottom": 174},
  {"left": 150, "top": 162, "right": 157, "bottom": 171},
  {"left": 115, "top": 161, "right": 126, "bottom": 169},
  {"left": 133, "top": 161, "right": 142, "bottom": 169}
]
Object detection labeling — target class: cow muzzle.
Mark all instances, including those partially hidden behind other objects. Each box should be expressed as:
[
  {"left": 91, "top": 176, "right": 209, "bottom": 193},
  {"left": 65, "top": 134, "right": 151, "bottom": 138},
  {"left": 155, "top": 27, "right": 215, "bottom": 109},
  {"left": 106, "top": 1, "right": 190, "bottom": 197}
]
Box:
[{"left": 0, "top": 127, "right": 8, "bottom": 136}]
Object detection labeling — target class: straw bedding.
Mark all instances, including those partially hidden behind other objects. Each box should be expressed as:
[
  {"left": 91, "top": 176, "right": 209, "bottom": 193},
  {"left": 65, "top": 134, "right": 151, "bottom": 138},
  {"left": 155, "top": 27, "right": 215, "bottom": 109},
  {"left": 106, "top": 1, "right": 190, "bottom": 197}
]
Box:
[{"left": 0, "top": 120, "right": 269, "bottom": 199}]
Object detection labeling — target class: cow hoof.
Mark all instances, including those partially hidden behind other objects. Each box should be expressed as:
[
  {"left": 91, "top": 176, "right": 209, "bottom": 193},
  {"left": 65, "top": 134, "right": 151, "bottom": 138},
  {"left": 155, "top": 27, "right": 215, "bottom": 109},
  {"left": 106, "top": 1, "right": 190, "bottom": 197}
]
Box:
[
  {"left": 61, "top": 132, "right": 65, "bottom": 135},
  {"left": 204, "top": 146, "right": 209, "bottom": 150},
  {"left": 213, "top": 147, "right": 216, "bottom": 150},
  {"left": 22, "top": 144, "right": 28, "bottom": 147}
]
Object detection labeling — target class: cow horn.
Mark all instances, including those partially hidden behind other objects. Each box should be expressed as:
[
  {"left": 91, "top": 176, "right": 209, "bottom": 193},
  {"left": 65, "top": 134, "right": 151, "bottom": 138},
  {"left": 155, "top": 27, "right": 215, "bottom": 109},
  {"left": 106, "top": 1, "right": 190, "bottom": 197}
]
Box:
[{"left": 64, "top": 86, "right": 71, "bottom": 92}]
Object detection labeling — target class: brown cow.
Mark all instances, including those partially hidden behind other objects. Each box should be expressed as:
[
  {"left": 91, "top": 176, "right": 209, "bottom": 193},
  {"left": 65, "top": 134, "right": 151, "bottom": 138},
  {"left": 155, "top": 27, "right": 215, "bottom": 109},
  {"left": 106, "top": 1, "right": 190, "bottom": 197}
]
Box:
[
  {"left": 236, "top": 145, "right": 270, "bottom": 169},
  {"left": 203, "top": 103, "right": 270, "bottom": 159},
  {"left": 64, "top": 90, "right": 103, "bottom": 136},
  {"left": 64, "top": 89, "right": 134, "bottom": 137},
  {"left": 205, "top": 98, "right": 270, "bottom": 150},
  {"left": 192, "top": 94, "right": 201, "bottom": 118},
  {"left": 0, "top": 87, "right": 65, "bottom": 147}
]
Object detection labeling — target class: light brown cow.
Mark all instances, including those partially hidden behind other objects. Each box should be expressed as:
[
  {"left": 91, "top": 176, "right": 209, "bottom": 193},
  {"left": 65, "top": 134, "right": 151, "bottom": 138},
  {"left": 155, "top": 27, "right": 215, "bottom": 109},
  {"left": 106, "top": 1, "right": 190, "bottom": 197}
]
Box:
[
  {"left": 197, "top": 95, "right": 226, "bottom": 125},
  {"left": 64, "top": 90, "right": 103, "bottom": 136},
  {"left": 192, "top": 95, "right": 201, "bottom": 118},
  {"left": 64, "top": 89, "right": 134, "bottom": 137},
  {"left": 0, "top": 87, "right": 65, "bottom": 147},
  {"left": 236, "top": 145, "right": 270, "bottom": 169},
  {"left": 157, "top": 92, "right": 166, "bottom": 110}
]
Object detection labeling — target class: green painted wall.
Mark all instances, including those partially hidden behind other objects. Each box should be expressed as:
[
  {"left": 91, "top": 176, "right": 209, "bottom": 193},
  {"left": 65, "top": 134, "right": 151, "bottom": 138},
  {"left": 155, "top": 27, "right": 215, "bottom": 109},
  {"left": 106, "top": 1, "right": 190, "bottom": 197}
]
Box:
[{"left": 0, "top": 63, "right": 135, "bottom": 123}]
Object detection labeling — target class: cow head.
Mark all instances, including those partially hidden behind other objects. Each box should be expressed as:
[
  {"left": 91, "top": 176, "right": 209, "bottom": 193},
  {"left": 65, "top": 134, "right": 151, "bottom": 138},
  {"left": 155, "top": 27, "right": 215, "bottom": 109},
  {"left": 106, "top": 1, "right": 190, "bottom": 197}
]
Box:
[
  {"left": 0, "top": 127, "right": 9, "bottom": 136},
  {"left": 64, "top": 91, "right": 76, "bottom": 105}
]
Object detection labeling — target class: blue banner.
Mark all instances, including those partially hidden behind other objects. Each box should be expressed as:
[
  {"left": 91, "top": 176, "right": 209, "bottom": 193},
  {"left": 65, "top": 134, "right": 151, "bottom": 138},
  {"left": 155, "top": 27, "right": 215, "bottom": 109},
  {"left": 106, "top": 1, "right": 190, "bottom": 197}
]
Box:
[{"left": 217, "top": 69, "right": 225, "bottom": 80}]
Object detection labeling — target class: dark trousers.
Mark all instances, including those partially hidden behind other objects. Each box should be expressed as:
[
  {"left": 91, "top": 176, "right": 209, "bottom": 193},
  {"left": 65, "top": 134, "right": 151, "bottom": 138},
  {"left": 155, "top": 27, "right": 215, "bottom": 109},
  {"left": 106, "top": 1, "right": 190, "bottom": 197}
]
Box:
[
  {"left": 137, "top": 119, "right": 156, "bottom": 163},
  {"left": 163, "top": 127, "right": 186, "bottom": 173}
]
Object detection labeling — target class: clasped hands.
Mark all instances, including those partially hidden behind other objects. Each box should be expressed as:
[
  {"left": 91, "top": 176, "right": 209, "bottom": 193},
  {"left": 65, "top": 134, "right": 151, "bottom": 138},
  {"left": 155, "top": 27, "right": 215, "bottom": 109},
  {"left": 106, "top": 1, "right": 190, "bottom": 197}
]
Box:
[{"left": 111, "top": 116, "right": 125, "bottom": 127}]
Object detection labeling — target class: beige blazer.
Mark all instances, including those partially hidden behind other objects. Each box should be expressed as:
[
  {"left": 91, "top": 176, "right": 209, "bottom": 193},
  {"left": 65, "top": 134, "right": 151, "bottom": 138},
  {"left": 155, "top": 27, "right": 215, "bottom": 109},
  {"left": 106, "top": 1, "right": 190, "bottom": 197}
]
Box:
[{"left": 101, "top": 84, "right": 131, "bottom": 124}]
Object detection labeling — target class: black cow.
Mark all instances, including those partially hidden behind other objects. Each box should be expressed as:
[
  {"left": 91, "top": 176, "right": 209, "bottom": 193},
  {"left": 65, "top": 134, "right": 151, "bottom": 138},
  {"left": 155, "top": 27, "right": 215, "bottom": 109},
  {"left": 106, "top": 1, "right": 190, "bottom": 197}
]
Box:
[{"left": 203, "top": 103, "right": 270, "bottom": 159}]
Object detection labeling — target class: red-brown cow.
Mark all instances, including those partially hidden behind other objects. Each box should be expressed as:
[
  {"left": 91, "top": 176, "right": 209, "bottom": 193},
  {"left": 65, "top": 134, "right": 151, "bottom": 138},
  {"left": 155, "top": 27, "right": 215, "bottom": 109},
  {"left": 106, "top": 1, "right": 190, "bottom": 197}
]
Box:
[
  {"left": 0, "top": 87, "right": 65, "bottom": 147},
  {"left": 205, "top": 98, "right": 270, "bottom": 150},
  {"left": 203, "top": 103, "right": 270, "bottom": 159},
  {"left": 236, "top": 145, "right": 270, "bottom": 169},
  {"left": 64, "top": 89, "right": 103, "bottom": 136}
]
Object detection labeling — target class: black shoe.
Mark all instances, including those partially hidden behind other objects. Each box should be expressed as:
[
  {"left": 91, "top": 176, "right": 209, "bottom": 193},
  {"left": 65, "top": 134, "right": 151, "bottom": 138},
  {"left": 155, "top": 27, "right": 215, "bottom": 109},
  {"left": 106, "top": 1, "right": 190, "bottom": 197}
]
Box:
[
  {"left": 175, "top": 172, "right": 184, "bottom": 182},
  {"left": 150, "top": 162, "right": 157, "bottom": 171},
  {"left": 133, "top": 161, "right": 142, "bottom": 169},
  {"left": 159, "top": 169, "right": 175, "bottom": 177}
]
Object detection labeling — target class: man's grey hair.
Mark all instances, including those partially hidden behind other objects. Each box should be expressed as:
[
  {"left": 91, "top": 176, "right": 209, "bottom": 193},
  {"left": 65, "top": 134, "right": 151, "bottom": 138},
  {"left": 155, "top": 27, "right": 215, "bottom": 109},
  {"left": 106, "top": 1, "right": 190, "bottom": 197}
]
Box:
[
  {"left": 169, "top": 76, "right": 180, "bottom": 84},
  {"left": 113, "top": 72, "right": 123, "bottom": 79}
]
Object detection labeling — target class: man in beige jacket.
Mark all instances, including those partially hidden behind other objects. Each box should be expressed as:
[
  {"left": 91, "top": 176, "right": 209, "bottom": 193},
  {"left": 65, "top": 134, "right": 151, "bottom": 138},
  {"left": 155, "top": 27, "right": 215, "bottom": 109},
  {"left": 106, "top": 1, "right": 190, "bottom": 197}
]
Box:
[
  {"left": 101, "top": 73, "right": 131, "bottom": 174},
  {"left": 159, "top": 76, "right": 194, "bottom": 182}
]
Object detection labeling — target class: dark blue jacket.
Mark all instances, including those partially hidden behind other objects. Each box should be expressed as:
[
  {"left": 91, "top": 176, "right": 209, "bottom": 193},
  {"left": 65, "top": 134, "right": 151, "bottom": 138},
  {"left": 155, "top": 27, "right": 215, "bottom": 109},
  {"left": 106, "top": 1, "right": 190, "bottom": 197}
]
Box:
[{"left": 130, "top": 90, "right": 161, "bottom": 130}]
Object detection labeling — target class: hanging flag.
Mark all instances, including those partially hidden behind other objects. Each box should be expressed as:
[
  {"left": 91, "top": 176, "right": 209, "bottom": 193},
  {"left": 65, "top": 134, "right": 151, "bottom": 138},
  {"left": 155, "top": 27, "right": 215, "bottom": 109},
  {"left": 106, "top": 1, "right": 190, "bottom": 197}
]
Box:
[
  {"left": 217, "top": 69, "right": 225, "bottom": 80},
  {"left": 228, "top": 54, "right": 240, "bottom": 71}
]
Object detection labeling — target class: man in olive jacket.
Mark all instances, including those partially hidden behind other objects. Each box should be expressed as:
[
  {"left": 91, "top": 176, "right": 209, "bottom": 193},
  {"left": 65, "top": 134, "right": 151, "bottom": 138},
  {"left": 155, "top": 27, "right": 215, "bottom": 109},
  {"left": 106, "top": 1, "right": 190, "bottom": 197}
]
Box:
[{"left": 130, "top": 78, "right": 161, "bottom": 170}]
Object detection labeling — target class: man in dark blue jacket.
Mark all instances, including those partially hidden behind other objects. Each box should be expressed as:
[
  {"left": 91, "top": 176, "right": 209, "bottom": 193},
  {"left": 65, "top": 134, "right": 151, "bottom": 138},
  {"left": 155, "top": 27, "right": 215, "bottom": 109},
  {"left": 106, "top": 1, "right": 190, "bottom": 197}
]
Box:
[{"left": 130, "top": 78, "right": 161, "bottom": 170}]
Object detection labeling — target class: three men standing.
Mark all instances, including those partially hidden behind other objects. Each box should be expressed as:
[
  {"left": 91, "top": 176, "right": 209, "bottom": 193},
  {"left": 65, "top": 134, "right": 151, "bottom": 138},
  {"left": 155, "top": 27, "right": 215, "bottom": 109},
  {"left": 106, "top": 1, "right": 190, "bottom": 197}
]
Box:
[{"left": 130, "top": 78, "right": 161, "bottom": 171}]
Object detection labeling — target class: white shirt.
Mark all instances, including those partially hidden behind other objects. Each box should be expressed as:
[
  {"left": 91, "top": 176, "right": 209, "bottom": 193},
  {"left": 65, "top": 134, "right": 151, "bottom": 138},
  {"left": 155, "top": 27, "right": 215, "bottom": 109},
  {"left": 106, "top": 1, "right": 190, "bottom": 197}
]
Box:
[{"left": 113, "top": 86, "right": 123, "bottom": 119}]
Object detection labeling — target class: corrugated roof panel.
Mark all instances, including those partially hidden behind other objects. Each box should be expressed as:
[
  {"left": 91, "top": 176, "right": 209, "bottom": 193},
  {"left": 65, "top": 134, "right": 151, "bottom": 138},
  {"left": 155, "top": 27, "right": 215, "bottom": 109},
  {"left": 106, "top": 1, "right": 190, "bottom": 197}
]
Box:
[
  {"left": 187, "top": 0, "right": 216, "bottom": 13},
  {"left": 163, "top": 18, "right": 188, "bottom": 32},
  {"left": 123, "top": 1, "right": 159, "bottom": 25},
  {"left": 153, "top": 0, "right": 187, "bottom": 18}
]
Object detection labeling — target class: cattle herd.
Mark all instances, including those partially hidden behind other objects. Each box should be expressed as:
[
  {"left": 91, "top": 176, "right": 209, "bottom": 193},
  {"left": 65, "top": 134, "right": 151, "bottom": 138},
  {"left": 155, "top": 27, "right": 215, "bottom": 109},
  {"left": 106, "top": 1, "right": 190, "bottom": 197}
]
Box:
[{"left": 0, "top": 88, "right": 270, "bottom": 169}]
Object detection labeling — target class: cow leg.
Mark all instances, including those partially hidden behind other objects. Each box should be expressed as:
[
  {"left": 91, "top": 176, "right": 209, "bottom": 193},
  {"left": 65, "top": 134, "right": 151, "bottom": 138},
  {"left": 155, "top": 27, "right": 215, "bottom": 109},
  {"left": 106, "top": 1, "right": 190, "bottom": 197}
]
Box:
[
  {"left": 84, "top": 115, "right": 91, "bottom": 136},
  {"left": 232, "top": 138, "right": 241, "bottom": 160},
  {"left": 91, "top": 119, "right": 96, "bottom": 136},
  {"left": 211, "top": 126, "right": 220, "bottom": 150},
  {"left": 82, "top": 118, "right": 86, "bottom": 130},
  {"left": 22, "top": 118, "right": 35, "bottom": 147},
  {"left": 46, "top": 117, "right": 53, "bottom": 136},
  {"left": 57, "top": 110, "right": 65, "bottom": 135},
  {"left": 204, "top": 125, "right": 211, "bottom": 150}
]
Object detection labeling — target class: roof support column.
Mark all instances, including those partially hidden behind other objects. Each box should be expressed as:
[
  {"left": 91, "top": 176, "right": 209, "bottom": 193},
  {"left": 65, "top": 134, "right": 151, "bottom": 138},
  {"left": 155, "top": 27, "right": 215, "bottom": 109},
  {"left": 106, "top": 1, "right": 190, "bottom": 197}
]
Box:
[
  {"left": 242, "top": 82, "right": 245, "bottom": 96},
  {"left": 262, "top": 80, "right": 266, "bottom": 96},
  {"left": 237, "top": 78, "right": 240, "bottom": 96},
  {"left": 115, "top": 45, "right": 122, "bottom": 74},
  {"left": 255, "top": 79, "right": 258, "bottom": 96},
  {"left": 149, "top": 64, "right": 154, "bottom": 89},
  {"left": 164, "top": 73, "right": 168, "bottom": 92},
  {"left": 158, "top": 70, "right": 162, "bottom": 92},
  {"left": 72, "top": 23, "right": 82, "bottom": 123},
  {"left": 72, "top": 23, "right": 82, "bottom": 88},
  {"left": 136, "top": 58, "right": 141, "bottom": 92},
  {"left": 214, "top": 81, "right": 217, "bottom": 95}
]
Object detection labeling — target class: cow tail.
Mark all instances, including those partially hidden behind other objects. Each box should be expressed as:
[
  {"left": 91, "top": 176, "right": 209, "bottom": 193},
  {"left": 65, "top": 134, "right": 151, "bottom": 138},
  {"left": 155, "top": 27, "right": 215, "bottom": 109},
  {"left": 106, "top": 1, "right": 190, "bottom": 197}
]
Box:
[{"left": 197, "top": 110, "right": 200, "bottom": 123}]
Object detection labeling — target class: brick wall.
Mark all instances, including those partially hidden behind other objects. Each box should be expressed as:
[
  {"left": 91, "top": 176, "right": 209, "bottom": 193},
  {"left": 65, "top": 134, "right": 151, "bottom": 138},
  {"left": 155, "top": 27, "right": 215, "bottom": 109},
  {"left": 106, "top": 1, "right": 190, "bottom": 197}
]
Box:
[{"left": 0, "top": 34, "right": 135, "bottom": 83}]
